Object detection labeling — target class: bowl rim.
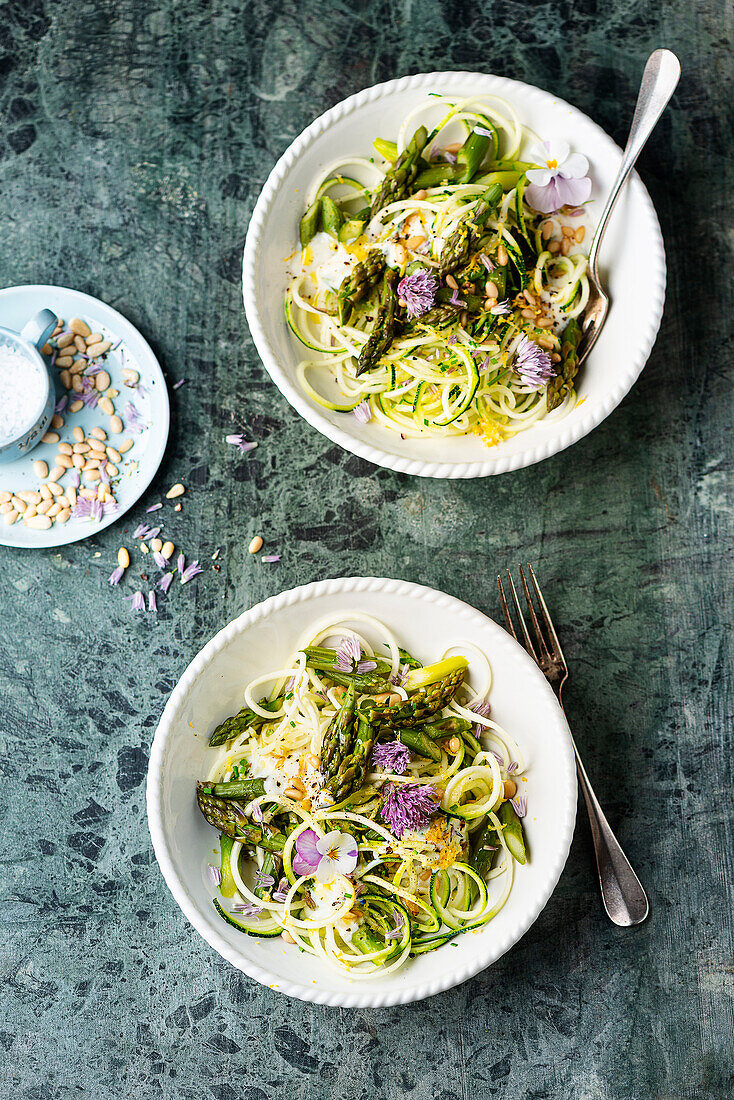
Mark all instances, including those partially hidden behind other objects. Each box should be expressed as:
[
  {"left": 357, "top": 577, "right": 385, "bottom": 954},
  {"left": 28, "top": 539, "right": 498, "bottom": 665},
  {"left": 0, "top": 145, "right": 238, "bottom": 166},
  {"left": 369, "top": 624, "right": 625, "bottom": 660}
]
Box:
[
  {"left": 146, "top": 576, "right": 578, "bottom": 1007},
  {"left": 242, "top": 69, "right": 667, "bottom": 479}
]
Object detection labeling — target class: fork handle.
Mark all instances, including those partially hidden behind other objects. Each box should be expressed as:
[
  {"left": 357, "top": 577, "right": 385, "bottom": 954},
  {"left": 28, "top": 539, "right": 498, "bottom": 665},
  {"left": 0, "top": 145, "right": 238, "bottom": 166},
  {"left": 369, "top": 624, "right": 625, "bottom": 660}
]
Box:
[
  {"left": 573, "top": 743, "right": 649, "bottom": 926},
  {"left": 587, "top": 49, "right": 680, "bottom": 281}
]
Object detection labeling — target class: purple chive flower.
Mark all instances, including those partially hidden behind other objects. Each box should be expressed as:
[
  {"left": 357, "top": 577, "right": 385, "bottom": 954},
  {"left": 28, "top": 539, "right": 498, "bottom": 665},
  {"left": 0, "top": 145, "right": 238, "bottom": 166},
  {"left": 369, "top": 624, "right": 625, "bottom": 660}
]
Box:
[
  {"left": 262, "top": 555, "right": 281, "bottom": 563},
  {"left": 148, "top": 590, "right": 157, "bottom": 612},
  {"left": 511, "top": 795, "right": 527, "bottom": 818},
  {"left": 108, "top": 565, "right": 125, "bottom": 586},
  {"left": 55, "top": 395, "right": 68, "bottom": 414},
  {"left": 397, "top": 268, "right": 438, "bottom": 319},
  {"left": 133, "top": 523, "right": 151, "bottom": 539},
  {"left": 72, "top": 498, "right": 92, "bottom": 519},
  {"left": 206, "top": 864, "right": 222, "bottom": 887},
  {"left": 490, "top": 750, "right": 504, "bottom": 766},
  {"left": 479, "top": 254, "right": 494, "bottom": 272},
  {"left": 153, "top": 551, "right": 168, "bottom": 568},
  {"left": 472, "top": 699, "right": 492, "bottom": 718},
  {"left": 449, "top": 288, "right": 466, "bottom": 307},
  {"left": 124, "top": 591, "right": 145, "bottom": 611},
  {"left": 125, "top": 402, "right": 144, "bottom": 433},
  {"left": 100, "top": 467, "right": 110, "bottom": 486},
  {"left": 90, "top": 499, "right": 103, "bottom": 522},
  {"left": 372, "top": 740, "right": 412, "bottom": 775},
  {"left": 352, "top": 399, "right": 372, "bottom": 424},
  {"left": 232, "top": 902, "right": 263, "bottom": 916},
  {"left": 356, "top": 659, "right": 377, "bottom": 673},
  {"left": 390, "top": 664, "right": 408, "bottom": 688},
  {"left": 69, "top": 469, "right": 80, "bottom": 487},
  {"left": 181, "top": 560, "right": 203, "bottom": 583},
  {"left": 102, "top": 501, "right": 117, "bottom": 516},
  {"left": 443, "top": 149, "right": 457, "bottom": 164},
  {"left": 146, "top": 503, "right": 162, "bottom": 514},
  {"left": 251, "top": 801, "right": 264, "bottom": 824},
  {"left": 474, "top": 125, "right": 494, "bottom": 139},
  {"left": 480, "top": 354, "right": 493, "bottom": 374},
  {"left": 225, "top": 433, "right": 258, "bottom": 454},
  {"left": 447, "top": 334, "right": 458, "bottom": 346},
  {"left": 272, "top": 877, "right": 289, "bottom": 903},
  {"left": 50, "top": 349, "right": 57, "bottom": 367},
  {"left": 385, "top": 909, "right": 405, "bottom": 942},
  {"left": 490, "top": 298, "right": 511, "bottom": 315},
  {"left": 513, "top": 336, "right": 555, "bottom": 390},
  {"left": 177, "top": 552, "right": 186, "bottom": 576},
  {"left": 253, "top": 870, "right": 275, "bottom": 890},
  {"left": 380, "top": 782, "right": 439, "bottom": 838},
  {"left": 172, "top": 379, "right": 185, "bottom": 390},
  {"left": 158, "top": 571, "right": 174, "bottom": 593},
  {"left": 507, "top": 761, "right": 519, "bottom": 775},
  {"left": 334, "top": 636, "right": 362, "bottom": 673}
]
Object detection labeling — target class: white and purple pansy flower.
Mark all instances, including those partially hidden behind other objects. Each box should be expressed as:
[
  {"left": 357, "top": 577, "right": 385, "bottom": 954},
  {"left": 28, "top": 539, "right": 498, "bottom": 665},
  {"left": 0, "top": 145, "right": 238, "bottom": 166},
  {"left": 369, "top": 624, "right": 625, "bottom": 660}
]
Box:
[
  {"left": 292, "top": 828, "right": 358, "bottom": 883},
  {"left": 525, "top": 140, "right": 592, "bottom": 214}
]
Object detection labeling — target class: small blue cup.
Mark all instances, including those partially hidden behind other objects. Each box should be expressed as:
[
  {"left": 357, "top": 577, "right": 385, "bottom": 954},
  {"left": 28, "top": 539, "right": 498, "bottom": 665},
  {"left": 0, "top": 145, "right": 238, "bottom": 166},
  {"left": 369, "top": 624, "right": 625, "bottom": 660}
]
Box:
[{"left": 0, "top": 309, "right": 59, "bottom": 464}]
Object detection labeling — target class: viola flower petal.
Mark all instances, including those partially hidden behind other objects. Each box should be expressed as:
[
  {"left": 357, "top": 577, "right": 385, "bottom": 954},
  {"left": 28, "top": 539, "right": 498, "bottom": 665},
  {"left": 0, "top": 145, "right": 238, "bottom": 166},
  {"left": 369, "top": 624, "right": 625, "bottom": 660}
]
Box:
[
  {"left": 559, "top": 152, "right": 589, "bottom": 179},
  {"left": 293, "top": 828, "right": 322, "bottom": 876},
  {"left": 554, "top": 174, "right": 592, "bottom": 208}
]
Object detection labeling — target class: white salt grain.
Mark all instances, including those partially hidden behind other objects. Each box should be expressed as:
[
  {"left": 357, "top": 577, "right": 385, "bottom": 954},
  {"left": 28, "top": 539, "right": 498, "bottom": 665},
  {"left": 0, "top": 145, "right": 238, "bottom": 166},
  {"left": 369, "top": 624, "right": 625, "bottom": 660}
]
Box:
[{"left": 0, "top": 343, "right": 47, "bottom": 444}]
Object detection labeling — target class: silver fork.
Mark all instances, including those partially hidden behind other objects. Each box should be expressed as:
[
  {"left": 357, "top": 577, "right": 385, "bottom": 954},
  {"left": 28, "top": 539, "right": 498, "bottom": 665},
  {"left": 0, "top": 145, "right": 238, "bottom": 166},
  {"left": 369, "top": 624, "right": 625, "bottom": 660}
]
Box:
[{"left": 497, "top": 564, "right": 649, "bottom": 927}]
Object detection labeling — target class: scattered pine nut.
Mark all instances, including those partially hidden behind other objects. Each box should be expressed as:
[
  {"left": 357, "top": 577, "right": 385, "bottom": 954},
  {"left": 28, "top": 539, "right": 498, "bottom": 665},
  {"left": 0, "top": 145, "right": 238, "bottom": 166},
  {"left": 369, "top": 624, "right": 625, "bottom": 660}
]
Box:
[
  {"left": 73, "top": 442, "right": 91, "bottom": 453},
  {"left": 445, "top": 274, "right": 459, "bottom": 290},
  {"left": 448, "top": 736, "right": 462, "bottom": 754},
  {"left": 11, "top": 496, "right": 26, "bottom": 513},
  {"left": 46, "top": 502, "right": 62, "bottom": 517},
  {"left": 98, "top": 396, "right": 114, "bottom": 415},
  {"left": 85, "top": 333, "right": 103, "bottom": 345},
  {"left": 174, "top": 503, "right": 182, "bottom": 512},
  {"left": 70, "top": 317, "right": 91, "bottom": 337},
  {"left": 69, "top": 360, "right": 85, "bottom": 375},
  {"left": 42, "top": 432, "right": 59, "bottom": 445},
  {"left": 47, "top": 482, "right": 63, "bottom": 497},
  {"left": 118, "top": 439, "right": 133, "bottom": 453},
  {"left": 106, "top": 447, "right": 121, "bottom": 463},
  {"left": 87, "top": 340, "right": 112, "bottom": 358},
  {"left": 541, "top": 221, "right": 553, "bottom": 240},
  {"left": 561, "top": 225, "right": 574, "bottom": 237},
  {"left": 18, "top": 490, "right": 41, "bottom": 504},
  {"left": 106, "top": 463, "right": 119, "bottom": 477},
  {"left": 40, "top": 485, "right": 53, "bottom": 501},
  {"left": 51, "top": 414, "right": 64, "bottom": 429},
  {"left": 73, "top": 455, "right": 85, "bottom": 469},
  {"left": 56, "top": 356, "right": 74, "bottom": 368},
  {"left": 41, "top": 342, "right": 52, "bottom": 355},
  {"left": 118, "top": 547, "right": 130, "bottom": 569},
  {"left": 67, "top": 487, "right": 77, "bottom": 506},
  {"left": 281, "top": 930, "right": 296, "bottom": 944},
  {"left": 521, "top": 308, "right": 536, "bottom": 320},
  {"left": 83, "top": 469, "right": 101, "bottom": 483},
  {"left": 406, "top": 235, "right": 426, "bottom": 249},
  {"left": 25, "top": 514, "right": 52, "bottom": 530},
  {"left": 72, "top": 426, "right": 84, "bottom": 442},
  {"left": 109, "top": 415, "right": 123, "bottom": 434},
  {"left": 413, "top": 188, "right": 427, "bottom": 200},
  {"left": 560, "top": 237, "right": 571, "bottom": 256},
  {"left": 503, "top": 778, "right": 517, "bottom": 799},
  {"left": 121, "top": 368, "right": 139, "bottom": 386},
  {"left": 90, "top": 427, "right": 106, "bottom": 440},
  {"left": 59, "top": 369, "right": 72, "bottom": 389},
  {"left": 574, "top": 226, "right": 585, "bottom": 243},
  {"left": 0, "top": 491, "right": 10, "bottom": 504},
  {"left": 56, "top": 332, "right": 75, "bottom": 348},
  {"left": 166, "top": 483, "right": 185, "bottom": 499},
  {"left": 33, "top": 460, "right": 48, "bottom": 479},
  {"left": 69, "top": 400, "right": 83, "bottom": 412},
  {"left": 95, "top": 370, "right": 111, "bottom": 391},
  {"left": 497, "top": 243, "right": 508, "bottom": 266},
  {"left": 4, "top": 509, "right": 19, "bottom": 524},
  {"left": 161, "top": 541, "right": 175, "bottom": 560},
  {"left": 537, "top": 317, "right": 554, "bottom": 329},
  {"left": 548, "top": 240, "right": 561, "bottom": 254},
  {"left": 149, "top": 538, "right": 163, "bottom": 553},
  {"left": 537, "top": 334, "right": 555, "bottom": 349},
  {"left": 249, "top": 535, "right": 263, "bottom": 554},
  {"left": 56, "top": 509, "right": 71, "bottom": 523},
  {"left": 0, "top": 502, "right": 12, "bottom": 514}
]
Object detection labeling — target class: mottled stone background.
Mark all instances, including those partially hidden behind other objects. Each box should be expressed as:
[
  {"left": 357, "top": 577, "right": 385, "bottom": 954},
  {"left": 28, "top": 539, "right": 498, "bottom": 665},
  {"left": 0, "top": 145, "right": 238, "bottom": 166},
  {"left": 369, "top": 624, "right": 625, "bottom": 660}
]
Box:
[{"left": 0, "top": 1, "right": 731, "bottom": 1097}]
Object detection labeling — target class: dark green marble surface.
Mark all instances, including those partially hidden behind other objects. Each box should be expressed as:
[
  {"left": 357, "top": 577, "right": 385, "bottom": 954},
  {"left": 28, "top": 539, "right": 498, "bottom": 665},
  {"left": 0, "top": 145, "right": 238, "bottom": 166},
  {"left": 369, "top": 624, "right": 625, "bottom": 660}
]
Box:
[{"left": 0, "top": 1, "right": 732, "bottom": 1097}]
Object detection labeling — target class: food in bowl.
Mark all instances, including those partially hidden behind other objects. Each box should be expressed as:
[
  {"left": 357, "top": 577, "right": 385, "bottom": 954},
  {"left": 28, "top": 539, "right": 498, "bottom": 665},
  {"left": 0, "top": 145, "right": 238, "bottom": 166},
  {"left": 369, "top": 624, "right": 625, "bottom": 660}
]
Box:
[
  {"left": 195, "top": 611, "right": 529, "bottom": 978},
  {"left": 286, "top": 93, "right": 593, "bottom": 448}
]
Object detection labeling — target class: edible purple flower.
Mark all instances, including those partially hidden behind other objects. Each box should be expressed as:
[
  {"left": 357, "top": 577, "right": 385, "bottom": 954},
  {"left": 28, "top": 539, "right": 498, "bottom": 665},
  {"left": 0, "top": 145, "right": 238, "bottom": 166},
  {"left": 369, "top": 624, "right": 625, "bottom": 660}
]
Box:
[
  {"left": 479, "top": 253, "right": 494, "bottom": 272},
  {"left": 71, "top": 498, "right": 92, "bottom": 519},
  {"left": 292, "top": 828, "right": 358, "bottom": 883},
  {"left": 99, "top": 467, "right": 110, "bottom": 486},
  {"left": 490, "top": 298, "right": 511, "bottom": 315},
  {"left": 356, "top": 658, "right": 377, "bottom": 673},
  {"left": 158, "top": 571, "right": 175, "bottom": 594},
  {"left": 253, "top": 869, "right": 275, "bottom": 890},
  {"left": 153, "top": 551, "right": 168, "bottom": 568},
  {"left": 146, "top": 502, "right": 162, "bottom": 513},
  {"left": 352, "top": 399, "right": 372, "bottom": 424},
  {"left": 125, "top": 402, "right": 144, "bottom": 434},
  {"left": 55, "top": 395, "right": 68, "bottom": 414},
  {"left": 148, "top": 590, "right": 157, "bottom": 612},
  {"left": 372, "top": 740, "right": 412, "bottom": 775},
  {"left": 124, "top": 591, "right": 145, "bottom": 611},
  {"left": 232, "top": 902, "right": 263, "bottom": 916},
  {"left": 513, "top": 336, "right": 555, "bottom": 390},
  {"left": 272, "top": 877, "right": 289, "bottom": 903},
  {"left": 334, "top": 635, "right": 362, "bottom": 673},
  {"left": 251, "top": 801, "right": 264, "bottom": 823},
  {"left": 507, "top": 761, "right": 519, "bottom": 776},
  {"left": 449, "top": 288, "right": 466, "bottom": 307},
  {"left": 472, "top": 699, "right": 492, "bottom": 718},
  {"left": 397, "top": 268, "right": 438, "bottom": 319},
  {"left": 473, "top": 125, "right": 494, "bottom": 139},
  {"left": 177, "top": 552, "right": 186, "bottom": 575},
  {"left": 262, "top": 555, "right": 281, "bottom": 563},
  {"left": 390, "top": 664, "right": 409, "bottom": 688},
  {"left": 490, "top": 751, "right": 504, "bottom": 766},
  {"left": 206, "top": 864, "right": 222, "bottom": 887},
  {"left": 108, "top": 565, "right": 124, "bottom": 586},
  {"left": 380, "top": 782, "right": 439, "bottom": 838},
  {"left": 134, "top": 523, "right": 151, "bottom": 538},
  {"left": 525, "top": 140, "right": 591, "bottom": 214},
  {"left": 172, "top": 379, "right": 185, "bottom": 390},
  {"left": 511, "top": 795, "right": 527, "bottom": 818},
  {"left": 385, "top": 910, "right": 405, "bottom": 942},
  {"left": 225, "top": 433, "right": 257, "bottom": 454},
  {"left": 181, "top": 560, "right": 203, "bottom": 583}
]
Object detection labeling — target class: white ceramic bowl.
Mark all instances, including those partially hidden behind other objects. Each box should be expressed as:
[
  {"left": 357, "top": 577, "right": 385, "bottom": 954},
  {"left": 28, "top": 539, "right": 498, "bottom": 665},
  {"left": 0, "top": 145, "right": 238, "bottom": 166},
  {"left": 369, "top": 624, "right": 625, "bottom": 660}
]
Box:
[
  {"left": 147, "top": 577, "right": 577, "bottom": 1007},
  {"left": 243, "top": 71, "right": 666, "bottom": 479}
]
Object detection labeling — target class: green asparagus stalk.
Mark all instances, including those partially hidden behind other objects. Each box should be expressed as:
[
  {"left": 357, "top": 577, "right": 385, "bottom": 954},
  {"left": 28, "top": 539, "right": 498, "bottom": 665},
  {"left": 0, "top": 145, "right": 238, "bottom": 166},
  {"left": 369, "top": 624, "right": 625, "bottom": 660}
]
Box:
[
  {"left": 470, "top": 819, "right": 499, "bottom": 879},
  {"left": 320, "top": 684, "right": 356, "bottom": 780},
  {"left": 196, "top": 783, "right": 286, "bottom": 851},
  {"left": 396, "top": 727, "right": 442, "bottom": 761},
  {"left": 325, "top": 715, "right": 377, "bottom": 802},
  {"left": 356, "top": 268, "right": 399, "bottom": 375},
  {"left": 299, "top": 199, "right": 322, "bottom": 247},
  {"left": 415, "top": 717, "right": 472, "bottom": 739},
  {"left": 337, "top": 248, "right": 386, "bottom": 324},
  {"left": 457, "top": 129, "right": 493, "bottom": 182},
  {"left": 370, "top": 125, "right": 429, "bottom": 215},
  {"left": 412, "top": 163, "right": 462, "bottom": 189},
  {"left": 303, "top": 644, "right": 394, "bottom": 694},
  {"left": 547, "top": 317, "right": 582, "bottom": 411},
  {"left": 498, "top": 800, "right": 527, "bottom": 864},
  {"left": 209, "top": 696, "right": 285, "bottom": 747},
  {"left": 203, "top": 778, "right": 266, "bottom": 800},
  {"left": 303, "top": 646, "right": 392, "bottom": 676},
  {"left": 364, "top": 666, "right": 467, "bottom": 728},
  {"left": 373, "top": 138, "right": 398, "bottom": 162},
  {"left": 321, "top": 195, "right": 343, "bottom": 238}
]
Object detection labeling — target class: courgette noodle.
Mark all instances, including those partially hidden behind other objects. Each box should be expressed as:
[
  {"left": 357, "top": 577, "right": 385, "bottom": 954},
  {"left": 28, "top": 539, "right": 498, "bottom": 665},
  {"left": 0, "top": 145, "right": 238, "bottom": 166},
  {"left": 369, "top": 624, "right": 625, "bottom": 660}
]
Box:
[
  {"left": 197, "top": 612, "right": 530, "bottom": 978},
  {"left": 285, "top": 94, "right": 592, "bottom": 447}
]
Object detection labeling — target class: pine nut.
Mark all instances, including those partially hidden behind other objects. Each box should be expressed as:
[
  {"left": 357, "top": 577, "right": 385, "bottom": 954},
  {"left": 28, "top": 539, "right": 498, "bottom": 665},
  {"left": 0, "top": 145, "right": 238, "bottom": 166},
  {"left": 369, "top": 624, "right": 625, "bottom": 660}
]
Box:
[
  {"left": 72, "top": 426, "right": 84, "bottom": 442},
  {"left": 56, "top": 355, "right": 74, "bottom": 368},
  {"left": 69, "top": 360, "right": 85, "bottom": 375},
  {"left": 11, "top": 496, "right": 26, "bottom": 513},
  {"left": 98, "top": 396, "right": 114, "bottom": 415},
  {"left": 24, "top": 503, "right": 37, "bottom": 518},
  {"left": 497, "top": 243, "right": 508, "bottom": 266},
  {"left": 541, "top": 221, "right": 553, "bottom": 240},
  {"left": 548, "top": 240, "right": 561, "bottom": 254},
  {"left": 18, "top": 491, "right": 41, "bottom": 504},
  {"left": 537, "top": 335, "right": 555, "bottom": 349},
  {"left": 87, "top": 439, "right": 105, "bottom": 454},
  {"left": 85, "top": 333, "right": 103, "bottom": 345},
  {"left": 161, "top": 541, "right": 175, "bottom": 559},
  {"left": 83, "top": 469, "right": 101, "bottom": 483},
  {"left": 0, "top": 491, "right": 10, "bottom": 504},
  {"left": 538, "top": 317, "right": 554, "bottom": 329},
  {"left": 307, "top": 754, "right": 320, "bottom": 770},
  {"left": 57, "top": 509, "right": 71, "bottom": 523},
  {"left": 83, "top": 459, "right": 101, "bottom": 470},
  {"left": 118, "top": 547, "right": 130, "bottom": 568},
  {"left": 551, "top": 352, "right": 561, "bottom": 362},
  {"left": 38, "top": 501, "right": 54, "bottom": 516},
  {"left": 109, "top": 415, "right": 123, "bottom": 434},
  {"left": 47, "top": 502, "right": 62, "bottom": 517},
  {"left": 25, "top": 514, "right": 52, "bottom": 529},
  {"left": 79, "top": 489, "right": 96, "bottom": 500},
  {"left": 106, "top": 388, "right": 119, "bottom": 398},
  {"left": 70, "top": 317, "right": 91, "bottom": 337},
  {"left": 560, "top": 237, "right": 571, "bottom": 256},
  {"left": 448, "top": 736, "right": 462, "bottom": 754},
  {"left": 118, "top": 439, "right": 133, "bottom": 453},
  {"left": 72, "top": 454, "right": 85, "bottom": 469},
  {"left": 106, "top": 447, "right": 121, "bottom": 463},
  {"left": 33, "top": 460, "right": 48, "bottom": 479},
  {"left": 503, "top": 778, "right": 517, "bottom": 799},
  {"left": 166, "top": 483, "right": 185, "bottom": 499},
  {"left": 56, "top": 331, "right": 75, "bottom": 348},
  {"left": 47, "top": 482, "right": 62, "bottom": 497},
  {"left": 122, "top": 369, "right": 139, "bottom": 386},
  {"left": 59, "top": 369, "right": 72, "bottom": 389},
  {"left": 57, "top": 495, "right": 69, "bottom": 507},
  {"left": 42, "top": 432, "right": 59, "bottom": 445},
  {"left": 87, "top": 340, "right": 111, "bottom": 358},
  {"left": 406, "top": 235, "right": 426, "bottom": 249},
  {"left": 95, "top": 370, "right": 111, "bottom": 391},
  {"left": 444, "top": 141, "right": 462, "bottom": 154},
  {"left": 73, "top": 442, "right": 90, "bottom": 453},
  {"left": 41, "top": 342, "right": 52, "bottom": 356},
  {"left": 414, "top": 188, "right": 428, "bottom": 200},
  {"left": 90, "top": 427, "right": 107, "bottom": 440},
  {"left": 67, "top": 487, "right": 77, "bottom": 506},
  {"left": 521, "top": 308, "right": 535, "bottom": 320},
  {"left": 73, "top": 335, "right": 86, "bottom": 353},
  {"left": 149, "top": 538, "right": 163, "bottom": 552},
  {"left": 51, "top": 414, "right": 64, "bottom": 429},
  {"left": 106, "top": 463, "right": 118, "bottom": 477},
  {"left": 248, "top": 535, "right": 263, "bottom": 553},
  {"left": 69, "top": 400, "right": 83, "bottom": 412},
  {"left": 0, "top": 502, "right": 11, "bottom": 514},
  {"left": 574, "top": 226, "right": 585, "bottom": 243},
  {"left": 4, "top": 509, "right": 18, "bottom": 525},
  {"left": 394, "top": 243, "right": 407, "bottom": 265},
  {"left": 40, "top": 485, "right": 53, "bottom": 501},
  {"left": 482, "top": 280, "right": 498, "bottom": 298},
  {"left": 332, "top": 685, "right": 347, "bottom": 702},
  {"left": 445, "top": 274, "right": 458, "bottom": 290},
  {"left": 281, "top": 930, "right": 296, "bottom": 943}
]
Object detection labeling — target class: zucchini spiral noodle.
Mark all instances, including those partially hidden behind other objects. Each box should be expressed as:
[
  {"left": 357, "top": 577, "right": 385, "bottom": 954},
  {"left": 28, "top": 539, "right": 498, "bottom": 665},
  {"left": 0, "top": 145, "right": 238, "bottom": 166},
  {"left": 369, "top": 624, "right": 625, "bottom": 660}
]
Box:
[
  {"left": 196, "top": 612, "right": 530, "bottom": 978},
  {"left": 285, "top": 94, "right": 592, "bottom": 448}
]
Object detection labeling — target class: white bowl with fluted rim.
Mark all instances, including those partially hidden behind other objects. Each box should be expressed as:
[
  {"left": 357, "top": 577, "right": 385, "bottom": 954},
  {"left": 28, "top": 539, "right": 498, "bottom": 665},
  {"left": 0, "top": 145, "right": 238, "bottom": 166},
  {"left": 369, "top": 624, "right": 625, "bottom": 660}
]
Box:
[
  {"left": 147, "top": 577, "right": 577, "bottom": 1007},
  {"left": 242, "top": 71, "right": 666, "bottom": 479}
]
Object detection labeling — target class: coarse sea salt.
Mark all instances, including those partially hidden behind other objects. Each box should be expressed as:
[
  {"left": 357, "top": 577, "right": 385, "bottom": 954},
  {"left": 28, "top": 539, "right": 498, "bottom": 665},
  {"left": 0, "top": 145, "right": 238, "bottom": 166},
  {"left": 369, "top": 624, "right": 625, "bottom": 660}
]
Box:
[{"left": 0, "top": 342, "right": 47, "bottom": 444}]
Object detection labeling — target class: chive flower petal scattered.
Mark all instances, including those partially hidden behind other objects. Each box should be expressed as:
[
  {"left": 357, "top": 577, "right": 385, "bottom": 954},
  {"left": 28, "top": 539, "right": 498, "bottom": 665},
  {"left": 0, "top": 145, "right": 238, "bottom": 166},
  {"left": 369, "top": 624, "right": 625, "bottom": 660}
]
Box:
[
  {"left": 262, "top": 555, "right": 281, "bottom": 563},
  {"left": 158, "top": 571, "right": 174, "bottom": 594},
  {"left": 356, "top": 659, "right": 377, "bottom": 673},
  {"left": 148, "top": 590, "right": 157, "bottom": 612},
  {"left": 253, "top": 869, "right": 275, "bottom": 890},
  {"left": 172, "top": 379, "right": 185, "bottom": 390},
  {"left": 177, "top": 552, "right": 186, "bottom": 575},
  {"left": 206, "top": 863, "right": 222, "bottom": 887},
  {"left": 232, "top": 902, "right": 263, "bottom": 916},
  {"left": 397, "top": 268, "right": 438, "bottom": 319},
  {"left": 372, "top": 740, "right": 412, "bottom": 775},
  {"left": 124, "top": 591, "right": 145, "bottom": 611},
  {"left": 334, "top": 635, "right": 362, "bottom": 673},
  {"left": 507, "top": 761, "right": 519, "bottom": 776},
  {"left": 513, "top": 335, "right": 555, "bottom": 390},
  {"left": 449, "top": 288, "right": 466, "bottom": 307},
  {"left": 146, "top": 502, "right": 162, "bottom": 513},
  {"left": 380, "top": 782, "right": 439, "bottom": 837},
  {"left": 511, "top": 795, "right": 527, "bottom": 818},
  {"left": 108, "top": 566, "right": 124, "bottom": 586},
  {"left": 352, "top": 399, "right": 372, "bottom": 424},
  {"left": 181, "top": 561, "right": 202, "bottom": 583},
  {"left": 225, "top": 433, "right": 257, "bottom": 453},
  {"left": 490, "top": 298, "right": 511, "bottom": 315},
  {"left": 153, "top": 551, "right": 168, "bottom": 568},
  {"left": 385, "top": 910, "right": 405, "bottom": 941},
  {"left": 272, "top": 877, "right": 289, "bottom": 902}
]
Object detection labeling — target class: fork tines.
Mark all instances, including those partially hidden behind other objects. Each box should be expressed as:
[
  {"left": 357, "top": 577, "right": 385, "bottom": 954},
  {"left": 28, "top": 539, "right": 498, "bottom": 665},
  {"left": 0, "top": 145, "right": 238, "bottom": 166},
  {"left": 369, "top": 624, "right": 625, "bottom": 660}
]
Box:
[{"left": 497, "top": 564, "right": 565, "bottom": 667}]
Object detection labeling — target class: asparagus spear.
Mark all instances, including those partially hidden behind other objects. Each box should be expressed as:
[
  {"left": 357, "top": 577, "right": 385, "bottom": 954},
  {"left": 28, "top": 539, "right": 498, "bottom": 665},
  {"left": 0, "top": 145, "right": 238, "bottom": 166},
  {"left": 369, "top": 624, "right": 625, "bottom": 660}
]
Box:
[
  {"left": 303, "top": 646, "right": 392, "bottom": 676},
  {"left": 412, "top": 163, "right": 462, "bottom": 189},
  {"left": 415, "top": 717, "right": 472, "bottom": 739},
  {"left": 437, "top": 184, "right": 503, "bottom": 276},
  {"left": 363, "top": 666, "right": 467, "bottom": 728},
  {"left": 337, "top": 249, "right": 386, "bottom": 324},
  {"left": 208, "top": 696, "right": 285, "bottom": 747},
  {"left": 547, "top": 317, "right": 581, "bottom": 411},
  {"left": 299, "top": 199, "right": 322, "bottom": 247},
  {"left": 498, "top": 800, "right": 527, "bottom": 864},
  {"left": 303, "top": 647, "right": 394, "bottom": 694},
  {"left": 203, "top": 778, "right": 265, "bottom": 800},
  {"left": 325, "top": 715, "right": 376, "bottom": 802},
  {"left": 456, "top": 129, "right": 494, "bottom": 182},
  {"left": 196, "top": 783, "right": 286, "bottom": 851},
  {"left": 396, "top": 727, "right": 442, "bottom": 761},
  {"left": 471, "top": 819, "right": 499, "bottom": 879},
  {"left": 370, "top": 125, "right": 429, "bottom": 216},
  {"left": 321, "top": 195, "right": 343, "bottom": 238},
  {"left": 320, "top": 684, "right": 357, "bottom": 780},
  {"left": 356, "top": 268, "right": 399, "bottom": 376}
]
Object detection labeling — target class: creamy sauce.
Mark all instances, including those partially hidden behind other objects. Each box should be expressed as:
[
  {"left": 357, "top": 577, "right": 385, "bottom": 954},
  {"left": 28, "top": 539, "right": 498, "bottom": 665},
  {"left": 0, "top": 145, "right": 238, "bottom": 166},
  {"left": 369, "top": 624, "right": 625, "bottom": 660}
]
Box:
[{"left": 0, "top": 342, "right": 47, "bottom": 444}]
